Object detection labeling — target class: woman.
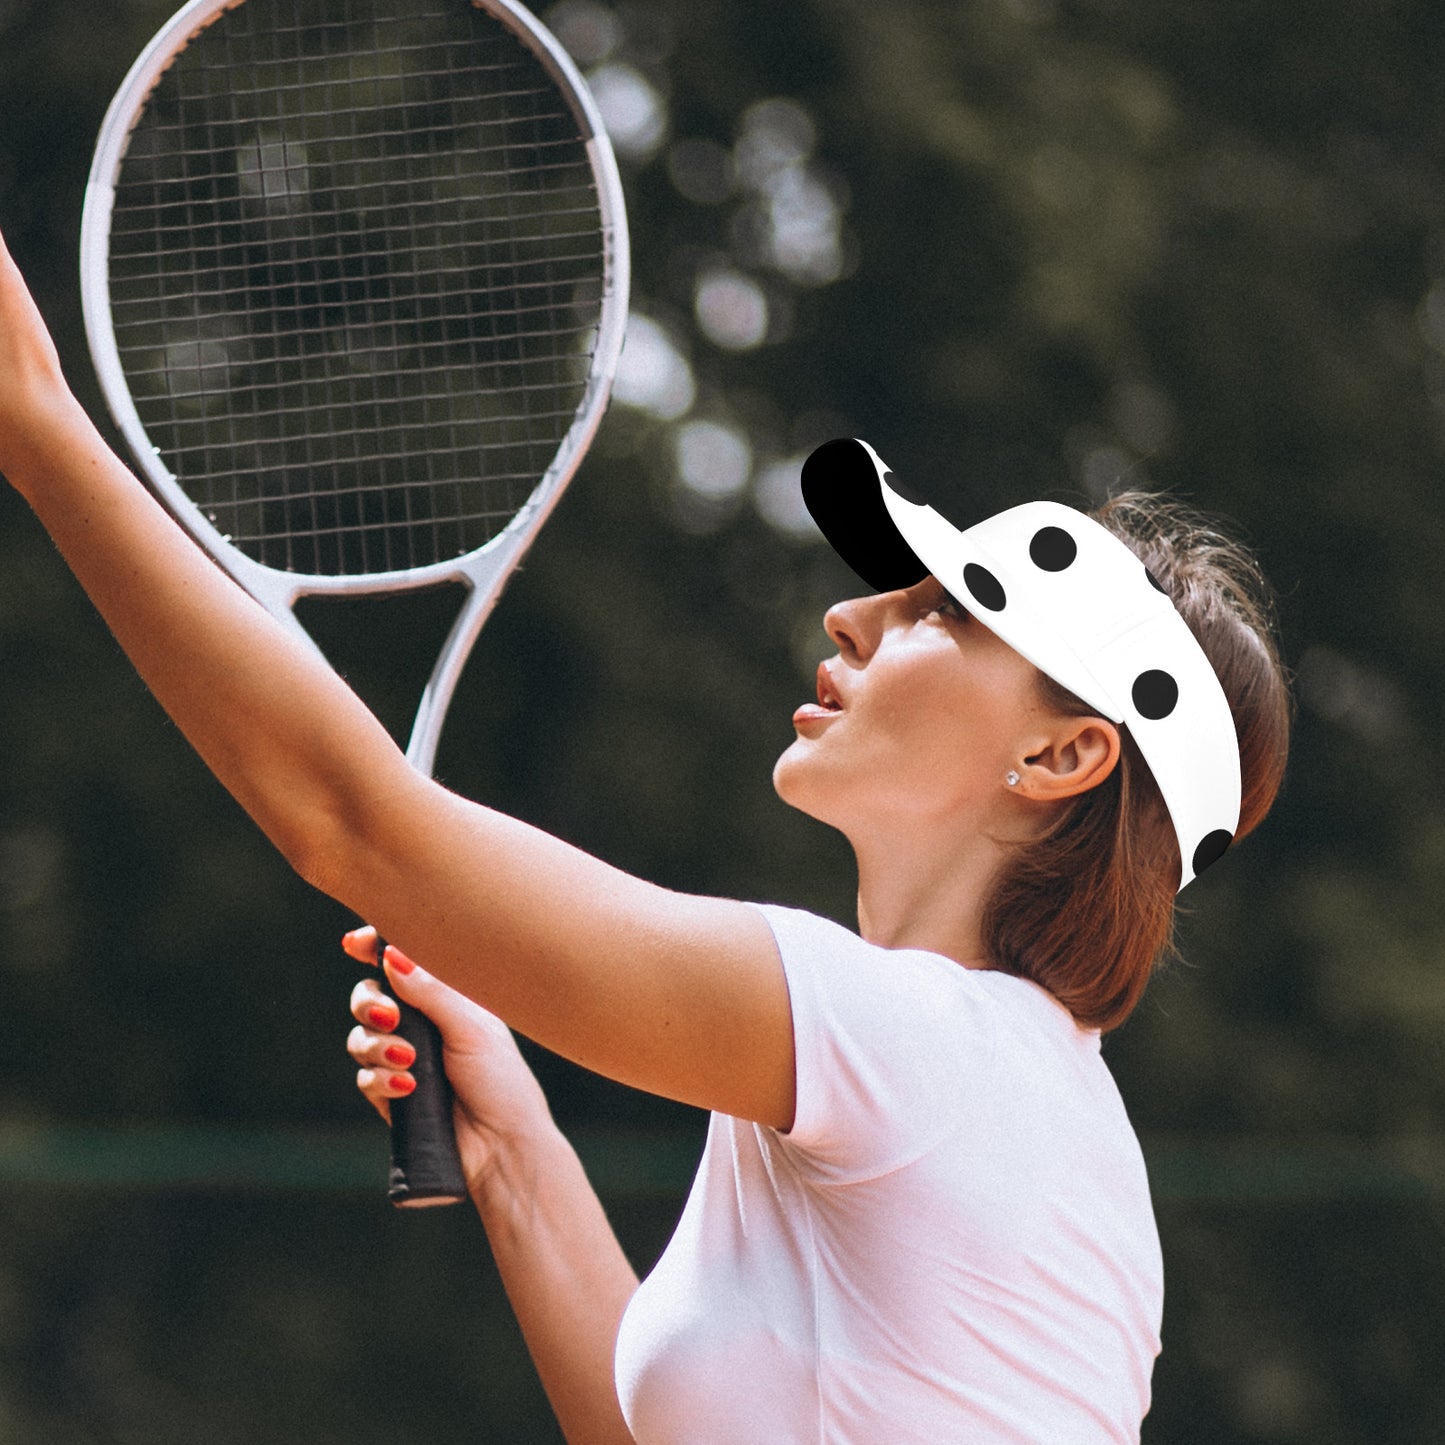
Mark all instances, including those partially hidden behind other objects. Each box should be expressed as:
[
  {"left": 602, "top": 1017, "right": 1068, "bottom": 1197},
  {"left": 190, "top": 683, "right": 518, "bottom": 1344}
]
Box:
[{"left": 0, "top": 227, "right": 1289, "bottom": 1442}]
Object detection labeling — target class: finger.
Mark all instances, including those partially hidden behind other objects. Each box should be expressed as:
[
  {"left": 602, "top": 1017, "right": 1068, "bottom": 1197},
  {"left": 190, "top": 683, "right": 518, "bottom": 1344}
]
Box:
[
  {"left": 346, "top": 1022, "right": 417, "bottom": 1071},
  {"left": 349, "top": 977, "right": 401, "bottom": 1032},
  {"left": 357, "top": 1066, "right": 417, "bottom": 1107},
  {"left": 382, "top": 943, "right": 416, "bottom": 974},
  {"left": 378, "top": 946, "right": 496, "bottom": 1037},
  {"left": 356, "top": 1062, "right": 392, "bottom": 1124},
  {"left": 341, "top": 924, "right": 379, "bottom": 965},
  {"left": 354, "top": 1063, "right": 417, "bottom": 1125}
]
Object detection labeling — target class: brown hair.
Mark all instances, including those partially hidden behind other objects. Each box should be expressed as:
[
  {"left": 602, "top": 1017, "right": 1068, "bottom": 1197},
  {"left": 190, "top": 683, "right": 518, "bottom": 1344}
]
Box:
[{"left": 981, "top": 492, "right": 1292, "bottom": 1031}]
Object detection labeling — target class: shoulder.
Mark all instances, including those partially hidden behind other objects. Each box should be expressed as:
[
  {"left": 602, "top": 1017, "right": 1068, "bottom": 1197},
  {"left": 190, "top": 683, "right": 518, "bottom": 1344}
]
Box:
[
  {"left": 754, "top": 902, "right": 1067, "bottom": 1041},
  {"left": 750, "top": 904, "right": 1056, "bottom": 1178}
]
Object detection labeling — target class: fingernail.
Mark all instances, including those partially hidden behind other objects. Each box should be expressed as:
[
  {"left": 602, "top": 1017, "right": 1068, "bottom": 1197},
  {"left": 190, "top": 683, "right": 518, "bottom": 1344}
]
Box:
[
  {"left": 383, "top": 945, "right": 416, "bottom": 976},
  {"left": 384, "top": 1044, "right": 414, "bottom": 1067},
  {"left": 390, "top": 1074, "right": 416, "bottom": 1095},
  {"left": 367, "top": 1005, "right": 398, "bottom": 1030}
]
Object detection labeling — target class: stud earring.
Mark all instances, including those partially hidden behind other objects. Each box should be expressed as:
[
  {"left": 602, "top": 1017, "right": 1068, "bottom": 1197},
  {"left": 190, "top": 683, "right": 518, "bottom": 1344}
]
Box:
[{"left": 1005, "top": 769, "right": 1021, "bottom": 787}]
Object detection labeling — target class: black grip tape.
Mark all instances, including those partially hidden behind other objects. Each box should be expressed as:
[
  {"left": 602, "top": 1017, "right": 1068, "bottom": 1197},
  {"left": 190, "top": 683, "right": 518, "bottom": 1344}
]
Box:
[{"left": 378, "top": 938, "right": 468, "bottom": 1207}]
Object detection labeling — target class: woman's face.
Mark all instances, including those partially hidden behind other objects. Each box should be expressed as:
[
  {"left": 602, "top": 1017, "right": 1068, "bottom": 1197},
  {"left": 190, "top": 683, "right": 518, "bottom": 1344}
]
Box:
[{"left": 773, "top": 576, "right": 1055, "bottom": 835}]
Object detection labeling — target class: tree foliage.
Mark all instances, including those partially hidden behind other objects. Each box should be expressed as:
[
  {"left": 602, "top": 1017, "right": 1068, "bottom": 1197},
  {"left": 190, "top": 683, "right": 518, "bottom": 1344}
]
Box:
[{"left": 1, "top": 0, "right": 1443, "bottom": 1439}]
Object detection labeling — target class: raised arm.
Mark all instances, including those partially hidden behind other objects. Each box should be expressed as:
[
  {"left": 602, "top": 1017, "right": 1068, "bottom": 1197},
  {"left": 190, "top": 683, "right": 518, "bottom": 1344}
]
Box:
[{"left": 0, "top": 228, "right": 795, "bottom": 1129}]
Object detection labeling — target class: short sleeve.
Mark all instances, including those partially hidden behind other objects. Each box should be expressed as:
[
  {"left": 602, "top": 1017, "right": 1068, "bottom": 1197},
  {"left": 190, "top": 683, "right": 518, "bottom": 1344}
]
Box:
[{"left": 754, "top": 903, "right": 997, "bottom": 1184}]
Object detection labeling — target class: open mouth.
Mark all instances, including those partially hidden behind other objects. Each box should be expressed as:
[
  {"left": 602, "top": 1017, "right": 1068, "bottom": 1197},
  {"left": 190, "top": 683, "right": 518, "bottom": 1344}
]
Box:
[{"left": 815, "top": 663, "right": 844, "bottom": 711}]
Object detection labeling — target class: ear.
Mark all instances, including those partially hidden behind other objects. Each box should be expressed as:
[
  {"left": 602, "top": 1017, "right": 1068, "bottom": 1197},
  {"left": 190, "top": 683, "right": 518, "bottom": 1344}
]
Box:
[{"left": 1019, "top": 716, "right": 1121, "bottom": 801}]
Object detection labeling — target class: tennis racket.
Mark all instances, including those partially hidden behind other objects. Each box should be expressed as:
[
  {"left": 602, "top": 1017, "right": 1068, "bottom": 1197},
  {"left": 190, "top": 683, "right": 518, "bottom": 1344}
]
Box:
[{"left": 79, "top": 0, "right": 629, "bottom": 1206}]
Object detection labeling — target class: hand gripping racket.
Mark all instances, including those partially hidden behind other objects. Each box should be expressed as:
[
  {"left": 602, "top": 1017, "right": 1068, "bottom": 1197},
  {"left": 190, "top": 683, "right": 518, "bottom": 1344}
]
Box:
[{"left": 79, "top": 0, "right": 629, "bottom": 1206}]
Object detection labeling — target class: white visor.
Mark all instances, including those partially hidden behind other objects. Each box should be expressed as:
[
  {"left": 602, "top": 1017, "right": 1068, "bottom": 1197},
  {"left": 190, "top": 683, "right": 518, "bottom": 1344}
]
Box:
[{"left": 819, "top": 440, "right": 1241, "bottom": 890}]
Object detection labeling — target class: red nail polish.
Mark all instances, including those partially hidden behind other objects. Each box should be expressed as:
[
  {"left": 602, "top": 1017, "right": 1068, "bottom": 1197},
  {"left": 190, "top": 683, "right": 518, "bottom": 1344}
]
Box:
[
  {"left": 367, "top": 1005, "right": 397, "bottom": 1030},
  {"left": 384, "top": 1044, "right": 414, "bottom": 1067},
  {"left": 390, "top": 1074, "right": 416, "bottom": 1095},
  {"left": 383, "top": 945, "right": 416, "bottom": 976}
]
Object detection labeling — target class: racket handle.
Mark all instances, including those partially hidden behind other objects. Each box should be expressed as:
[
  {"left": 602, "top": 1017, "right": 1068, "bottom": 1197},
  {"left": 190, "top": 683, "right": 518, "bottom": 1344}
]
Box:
[{"left": 377, "top": 938, "right": 468, "bottom": 1208}]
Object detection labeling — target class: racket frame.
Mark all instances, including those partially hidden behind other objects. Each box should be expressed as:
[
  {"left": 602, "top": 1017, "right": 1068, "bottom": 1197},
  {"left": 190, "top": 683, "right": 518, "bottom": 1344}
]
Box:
[
  {"left": 80, "top": 0, "right": 629, "bottom": 776},
  {"left": 78, "top": 0, "right": 630, "bottom": 1197}
]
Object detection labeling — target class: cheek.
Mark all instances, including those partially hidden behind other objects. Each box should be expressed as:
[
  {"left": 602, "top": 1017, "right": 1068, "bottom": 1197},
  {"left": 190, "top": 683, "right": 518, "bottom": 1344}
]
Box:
[
  {"left": 883, "top": 658, "right": 1032, "bottom": 784},
  {"left": 854, "top": 675, "right": 991, "bottom": 801},
  {"left": 871, "top": 663, "right": 979, "bottom": 754},
  {"left": 772, "top": 644, "right": 1033, "bottom": 814}
]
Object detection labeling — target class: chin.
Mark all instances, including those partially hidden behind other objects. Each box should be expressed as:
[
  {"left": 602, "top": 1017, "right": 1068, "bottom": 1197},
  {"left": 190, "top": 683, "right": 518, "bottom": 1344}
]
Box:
[
  {"left": 772, "top": 740, "right": 840, "bottom": 827},
  {"left": 771, "top": 741, "right": 800, "bottom": 802}
]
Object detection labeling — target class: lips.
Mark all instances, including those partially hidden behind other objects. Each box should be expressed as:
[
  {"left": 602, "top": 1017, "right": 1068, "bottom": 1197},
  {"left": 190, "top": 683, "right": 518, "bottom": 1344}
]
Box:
[
  {"left": 792, "top": 663, "right": 846, "bottom": 730},
  {"left": 815, "top": 662, "right": 843, "bottom": 711}
]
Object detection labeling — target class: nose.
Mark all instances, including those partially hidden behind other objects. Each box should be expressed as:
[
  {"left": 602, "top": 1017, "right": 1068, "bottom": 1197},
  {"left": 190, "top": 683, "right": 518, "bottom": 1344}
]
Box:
[{"left": 824, "top": 590, "right": 892, "bottom": 664}]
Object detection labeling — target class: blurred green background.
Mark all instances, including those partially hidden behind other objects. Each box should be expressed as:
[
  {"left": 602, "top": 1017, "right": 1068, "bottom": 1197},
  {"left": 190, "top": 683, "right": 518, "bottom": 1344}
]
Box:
[{"left": 2, "top": 0, "right": 1443, "bottom": 1440}]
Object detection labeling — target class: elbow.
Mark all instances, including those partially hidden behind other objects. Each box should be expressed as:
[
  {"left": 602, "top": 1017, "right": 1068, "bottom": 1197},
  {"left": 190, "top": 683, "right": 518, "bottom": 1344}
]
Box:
[
  {"left": 272, "top": 765, "right": 428, "bottom": 914},
  {"left": 281, "top": 820, "right": 352, "bottom": 902},
  {"left": 235, "top": 757, "right": 372, "bottom": 904},
  {"left": 267, "top": 798, "right": 359, "bottom": 902}
]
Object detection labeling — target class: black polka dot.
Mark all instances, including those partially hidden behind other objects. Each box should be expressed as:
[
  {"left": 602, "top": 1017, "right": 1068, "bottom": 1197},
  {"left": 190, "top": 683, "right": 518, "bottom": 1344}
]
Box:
[
  {"left": 1145, "top": 567, "right": 1167, "bottom": 594},
  {"left": 963, "top": 563, "right": 1006, "bottom": 612},
  {"left": 1132, "top": 669, "right": 1178, "bottom": 719},
  {"left": 881, "top": 469, "right": 928, "bottom": 507},
  {"left": 1192, "top": 829, "right": 1233, "bottom": 877},
  {"left": 1029, "top": 526, "right": 1077, "bottom": 572}
]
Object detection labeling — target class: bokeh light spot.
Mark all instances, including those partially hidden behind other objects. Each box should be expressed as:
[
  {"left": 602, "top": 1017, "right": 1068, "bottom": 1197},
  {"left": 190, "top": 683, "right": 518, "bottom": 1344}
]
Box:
[
  {"left": 588, "top": 63, "right": 666, "bottom": 162},
  {"left": 695, "top": 268, "right": 769, "bottom": 351},
  {"left": 613, "top": 314, "right": 695, "bottom": 420},
  {"left": 544, "top": 0, "right": 621, "bottom": 65},
  {"left": 734, "top": 97, "right": 816, "bottom": 186},
  {"left": 676, "top": 419, "right": 752, "bottom": 499},
  {"left": 753, "top": 455, "right": 822, "bottom": 540}
]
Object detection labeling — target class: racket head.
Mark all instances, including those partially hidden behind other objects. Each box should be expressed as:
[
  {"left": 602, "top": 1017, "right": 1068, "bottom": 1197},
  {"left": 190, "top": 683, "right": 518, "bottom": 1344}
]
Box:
[{"left": 80, "top": 0, "right": 630, "bottom": 602}]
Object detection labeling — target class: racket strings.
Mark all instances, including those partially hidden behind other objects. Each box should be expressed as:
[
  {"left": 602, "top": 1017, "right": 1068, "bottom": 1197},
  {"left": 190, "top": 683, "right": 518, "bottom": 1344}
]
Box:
[{"left": 107, "top": 0, "right": 605, "bottom": 577}]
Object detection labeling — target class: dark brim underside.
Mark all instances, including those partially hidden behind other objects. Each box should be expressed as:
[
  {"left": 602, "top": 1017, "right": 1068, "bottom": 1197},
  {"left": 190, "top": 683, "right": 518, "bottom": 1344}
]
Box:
[{"left": 801, "top": 438, "right": 929, "bottom": 593}]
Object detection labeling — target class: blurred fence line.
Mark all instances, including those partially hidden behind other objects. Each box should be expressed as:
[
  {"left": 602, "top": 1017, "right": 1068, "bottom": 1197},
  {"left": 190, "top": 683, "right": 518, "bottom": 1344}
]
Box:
[{"left": 0, "top": 1124, "right": 1440, "bottom": 1202}]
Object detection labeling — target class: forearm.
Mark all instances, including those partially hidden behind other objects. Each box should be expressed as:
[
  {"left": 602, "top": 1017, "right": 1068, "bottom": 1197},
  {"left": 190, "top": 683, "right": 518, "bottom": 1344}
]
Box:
[
  {"left": 4, "top": 389, "right": 411, "bottom": 876},
  {"left": 474, "top": 1124, "right": 639, "bottom": 1445}
]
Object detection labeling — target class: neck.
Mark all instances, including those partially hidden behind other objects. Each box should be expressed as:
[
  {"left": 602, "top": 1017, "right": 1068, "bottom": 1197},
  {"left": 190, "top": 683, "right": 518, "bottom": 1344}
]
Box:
[{"left": 849, "top": 815, "right": 1009, "bottom": 969}]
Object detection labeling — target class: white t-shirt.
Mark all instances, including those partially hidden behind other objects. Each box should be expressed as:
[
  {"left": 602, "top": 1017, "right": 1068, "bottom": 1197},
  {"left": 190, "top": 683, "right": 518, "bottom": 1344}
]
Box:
[{"left": 613, "top": 904, "right": 1163, "bottom": 1444}]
